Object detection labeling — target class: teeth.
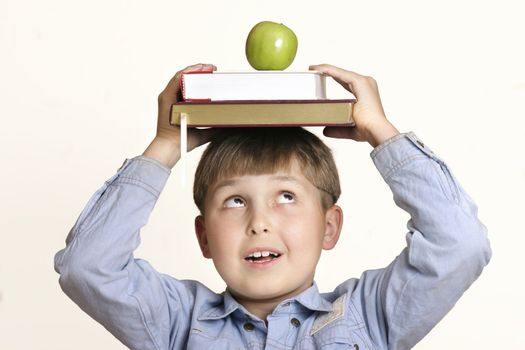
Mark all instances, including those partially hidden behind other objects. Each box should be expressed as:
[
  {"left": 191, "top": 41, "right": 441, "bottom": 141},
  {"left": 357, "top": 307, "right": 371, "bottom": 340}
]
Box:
[{"left": 247, "top": 250, "right": 280, "bottom": 258}]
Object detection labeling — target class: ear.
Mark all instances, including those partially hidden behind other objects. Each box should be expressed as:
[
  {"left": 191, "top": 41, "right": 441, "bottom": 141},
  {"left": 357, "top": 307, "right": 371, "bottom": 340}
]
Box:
[
  {"left": 322, "top": 205, "right": 343, "bottom": 250},
  {"left": 195, "top": 215, "right": 212, "bottom": 259}
]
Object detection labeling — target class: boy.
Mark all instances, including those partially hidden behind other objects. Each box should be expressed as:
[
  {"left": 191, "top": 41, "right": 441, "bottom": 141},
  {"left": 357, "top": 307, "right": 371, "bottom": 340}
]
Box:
[{"left": 54, "top": 63, "right": 491, "bottom": 349}]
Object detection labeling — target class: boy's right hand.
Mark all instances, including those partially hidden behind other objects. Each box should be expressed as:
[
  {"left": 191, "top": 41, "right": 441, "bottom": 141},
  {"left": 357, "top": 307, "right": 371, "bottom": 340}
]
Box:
[
  {"left": 309, "top": 64, "right": 400, "bottom": 148},
  {"left": 143, "top": 63, "right": 219, "bottom": 169}
]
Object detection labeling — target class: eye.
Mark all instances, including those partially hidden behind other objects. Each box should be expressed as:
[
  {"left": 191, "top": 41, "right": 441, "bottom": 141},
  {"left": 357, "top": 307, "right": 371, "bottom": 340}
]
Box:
[
  {"left": 224, "top": 196, "right": 246, "bottom": 208},
  {"left": 277, "top": 192, "right": 295, "bottom": 204}
]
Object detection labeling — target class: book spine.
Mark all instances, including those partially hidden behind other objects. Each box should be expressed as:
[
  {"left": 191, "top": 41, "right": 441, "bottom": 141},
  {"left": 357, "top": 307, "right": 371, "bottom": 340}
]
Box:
[
  {"left": 181, "top": 74, "right": 186, "bottom": 101},
  {"left": 181, "top": 72, "right": 213, "bottom": 101}
]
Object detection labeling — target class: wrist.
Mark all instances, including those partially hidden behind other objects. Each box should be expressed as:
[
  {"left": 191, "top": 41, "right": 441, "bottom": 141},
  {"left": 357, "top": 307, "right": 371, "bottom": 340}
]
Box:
[
  {"left": 365, "top": 120, "right": 400, "bottom": 148},
  {"left": 142, "top": 137, "right": 181, "bottom": 169}
]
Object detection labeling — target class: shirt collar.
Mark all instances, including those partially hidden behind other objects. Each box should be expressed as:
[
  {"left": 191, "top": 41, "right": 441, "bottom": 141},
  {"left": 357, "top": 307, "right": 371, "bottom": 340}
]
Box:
[
  {"left": 197, "top": 289, "right": 241, "bottom": 321},
  {"left": 292, "top": 282, "right": 333, "bottom": 312},
  {"left": 197, "top": 282, "right": 332, "bottom": 321}
]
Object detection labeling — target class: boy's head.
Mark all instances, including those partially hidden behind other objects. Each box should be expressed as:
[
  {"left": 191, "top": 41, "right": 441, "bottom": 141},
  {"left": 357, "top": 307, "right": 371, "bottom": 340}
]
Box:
[
  {"left": 193, "top": 127, "right": 344, "bottom": 307},
  {"left": 194, "top": 127, "right": 341, "bottom": 214}
]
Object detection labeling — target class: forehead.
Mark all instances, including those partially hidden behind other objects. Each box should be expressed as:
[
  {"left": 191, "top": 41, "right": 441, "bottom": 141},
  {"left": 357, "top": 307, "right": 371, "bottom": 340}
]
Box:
[
  {"left": 212, "top": 153, "right": 303, "bottom": 181},
  {"left": 213, "top": 172, "right": 309, "bottom": 192},
  {"left": 211, "top": 161, "right": 310, "bottom": 189}
]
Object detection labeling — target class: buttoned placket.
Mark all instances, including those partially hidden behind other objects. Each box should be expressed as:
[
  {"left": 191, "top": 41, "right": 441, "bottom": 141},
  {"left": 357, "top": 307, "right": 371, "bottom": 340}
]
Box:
[
  {"left": 262, "top": 302, "right": 312, "bottom": 350},
  {"left": 239, "top": 314, "right": 266, "bottom": 350}
]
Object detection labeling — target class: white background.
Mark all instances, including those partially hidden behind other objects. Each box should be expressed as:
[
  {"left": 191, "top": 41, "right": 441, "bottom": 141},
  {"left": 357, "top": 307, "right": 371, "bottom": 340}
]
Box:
[{"left": 1, "top": 0, "right": 524, "bottom": 348}]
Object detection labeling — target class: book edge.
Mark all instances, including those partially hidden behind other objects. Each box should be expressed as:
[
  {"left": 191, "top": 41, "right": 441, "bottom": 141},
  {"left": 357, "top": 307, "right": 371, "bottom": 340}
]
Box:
[
  {"left": 185, "top": 122, "right": 356, "bottom": 128},
  {"left": 177, "top": 99, "right": 356, "bottom": 105}
]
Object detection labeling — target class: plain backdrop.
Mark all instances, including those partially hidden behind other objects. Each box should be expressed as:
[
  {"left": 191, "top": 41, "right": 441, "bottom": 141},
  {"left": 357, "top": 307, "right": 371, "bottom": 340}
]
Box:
[{"left": 1, "top": 0, "right": 524, "bottom": 348}]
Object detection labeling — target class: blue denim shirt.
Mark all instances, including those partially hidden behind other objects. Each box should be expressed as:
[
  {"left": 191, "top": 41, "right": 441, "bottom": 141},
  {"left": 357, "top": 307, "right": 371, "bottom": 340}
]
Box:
[{"left": 54, "top": 132, "right": 491, "bottom": 350}]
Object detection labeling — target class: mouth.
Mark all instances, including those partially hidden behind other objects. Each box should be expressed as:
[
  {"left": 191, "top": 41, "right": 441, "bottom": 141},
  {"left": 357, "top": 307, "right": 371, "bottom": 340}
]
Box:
[{"left": 244, "top": 250, "right": 282, "bottom": 263}]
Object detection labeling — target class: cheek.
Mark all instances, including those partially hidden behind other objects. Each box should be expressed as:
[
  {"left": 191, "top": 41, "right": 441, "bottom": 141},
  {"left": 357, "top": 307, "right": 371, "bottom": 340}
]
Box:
[
  {"left": 206, "top": 215, "right": 243, "bottom": 255},
  {"left": 278, "top": 209, "right": 325, "bottom": 244},
  {"left": 279, "top": 204, "right": 325, "bottom": 227}
]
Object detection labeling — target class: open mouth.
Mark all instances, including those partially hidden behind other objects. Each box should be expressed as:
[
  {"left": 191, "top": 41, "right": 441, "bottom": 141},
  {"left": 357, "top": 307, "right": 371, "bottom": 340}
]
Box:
[{"left": 244, "top": 251, "right": 282, "bottom": 263}]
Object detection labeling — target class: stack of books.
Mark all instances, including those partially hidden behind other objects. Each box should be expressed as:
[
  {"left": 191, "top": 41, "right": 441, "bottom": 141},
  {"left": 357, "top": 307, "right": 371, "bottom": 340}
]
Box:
[{"left": 170, "top": 71, "right": 356, "bottom": 127}]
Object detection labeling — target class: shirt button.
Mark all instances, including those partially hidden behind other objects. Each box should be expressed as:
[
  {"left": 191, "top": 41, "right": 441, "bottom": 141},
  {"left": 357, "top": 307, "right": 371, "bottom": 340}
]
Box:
[
  {"left": 416, "top": 140, "right": 425, "bottom": 148},
  {"left": 243, "top": 322, "right": 255, "bottom": 332},
  {"left": 290, "top": 318, "right": 301, "bottom": 327}
]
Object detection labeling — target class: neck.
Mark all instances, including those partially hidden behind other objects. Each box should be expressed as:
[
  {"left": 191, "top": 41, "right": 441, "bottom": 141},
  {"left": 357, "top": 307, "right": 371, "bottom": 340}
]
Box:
[
  {"left": 228, "top": 282, "right": 314, "bottom": 321},
  {"left": 238, "top": 297, "right": 280, "bottom": 321}
]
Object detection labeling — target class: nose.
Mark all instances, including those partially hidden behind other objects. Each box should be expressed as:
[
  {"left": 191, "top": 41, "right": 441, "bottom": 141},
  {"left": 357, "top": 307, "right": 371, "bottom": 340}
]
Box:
[
  {"left": 249, "top": 226, "right": 269, "bottom": 235},
  {"left": 247, "top": 207, "right": 271, "bottom": 236}
]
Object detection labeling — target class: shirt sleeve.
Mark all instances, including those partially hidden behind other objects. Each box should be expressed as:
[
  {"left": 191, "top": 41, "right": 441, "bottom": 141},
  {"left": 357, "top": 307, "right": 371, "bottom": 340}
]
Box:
[
  {"left": 343, "top": 132, "right": 492, "bottom": 350},
  {"left": 54, "top": 155, "right": 193, "bottom": 350}
]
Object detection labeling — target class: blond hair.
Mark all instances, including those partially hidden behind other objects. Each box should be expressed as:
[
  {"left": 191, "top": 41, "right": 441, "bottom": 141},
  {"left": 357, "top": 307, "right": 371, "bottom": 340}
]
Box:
[{"left": 193, "top": 127, "right": 341, "bottom": 214}]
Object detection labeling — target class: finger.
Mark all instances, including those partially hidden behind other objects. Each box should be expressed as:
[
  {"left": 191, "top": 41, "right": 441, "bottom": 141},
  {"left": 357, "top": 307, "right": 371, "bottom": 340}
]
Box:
[
  {"left": 162, "top": 64, "right": 218, "bottom": 101},
  {"left": 310, "top": 64, "right": 358, "bottom": 88},
  {"left": 309, "top": 64, "right": 363, "bottom": 96},
  {"left": 181, "top": 63, "right": 217, "bottom": 74},
  {"left": 165, "top": 64, "right": 217, "bottom": 91},
  {"left": 309, "top": 64, "right": 361, "bottom": 79}
]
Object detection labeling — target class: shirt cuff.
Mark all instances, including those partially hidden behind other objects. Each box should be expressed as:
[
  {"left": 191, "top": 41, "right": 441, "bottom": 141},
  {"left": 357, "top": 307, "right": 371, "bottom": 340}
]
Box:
[
  {"left": 114, "top": 155, "right": 172, "bottom": 197},
  {"left": 370, "top": 132, "right": 441, "bottom": 180}
]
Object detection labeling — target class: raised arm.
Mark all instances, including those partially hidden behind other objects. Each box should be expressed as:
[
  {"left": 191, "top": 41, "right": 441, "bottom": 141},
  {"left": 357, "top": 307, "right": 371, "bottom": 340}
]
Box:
[
  {"left": 54, "top": 64, "right": 218, "bottom": 349},
  {"left": 311, "top": 64, "right": 492, "bottom": 349}
]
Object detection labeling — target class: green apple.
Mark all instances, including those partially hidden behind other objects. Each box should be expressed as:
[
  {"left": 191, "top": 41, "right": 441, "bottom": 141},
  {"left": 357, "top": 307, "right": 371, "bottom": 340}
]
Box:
[{"left": 245, "top": 21, "right": 298, "bottom": 70}]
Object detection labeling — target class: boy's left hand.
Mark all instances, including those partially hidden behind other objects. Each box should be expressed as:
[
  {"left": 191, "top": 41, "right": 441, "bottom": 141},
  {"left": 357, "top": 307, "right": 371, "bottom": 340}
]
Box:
[
  {"left": 143, "top": 63, "right": 220, "bottom": 169},
  {"left": 309, "top": 64, "right": 399, "bottom": 148},
  {"left": 156, "top": 63, "right": 219, "bottom": 151}
]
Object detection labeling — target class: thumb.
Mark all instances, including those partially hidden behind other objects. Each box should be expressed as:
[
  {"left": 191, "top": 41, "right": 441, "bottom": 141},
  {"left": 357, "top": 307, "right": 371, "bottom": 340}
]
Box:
[
  {"left": 324, "top": 126, "right": 370, "bottom": 143},
  {"left": 188, "top": 127, "right": 222, "bottom": 151},
  {"left": 323, "top": 126, "right": 357, "bottom": 140}
]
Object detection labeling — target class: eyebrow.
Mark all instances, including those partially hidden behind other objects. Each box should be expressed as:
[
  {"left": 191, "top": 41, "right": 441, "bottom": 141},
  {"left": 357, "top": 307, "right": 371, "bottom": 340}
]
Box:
[{"left": 212, "top": 175, "right": 304, "bottom": 191}]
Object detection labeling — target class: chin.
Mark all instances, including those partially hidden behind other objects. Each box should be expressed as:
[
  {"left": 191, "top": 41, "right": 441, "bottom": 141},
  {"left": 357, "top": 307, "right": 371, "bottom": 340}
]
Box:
[{"left": 232, "top": 282, "right": 303, "bottom": 302}]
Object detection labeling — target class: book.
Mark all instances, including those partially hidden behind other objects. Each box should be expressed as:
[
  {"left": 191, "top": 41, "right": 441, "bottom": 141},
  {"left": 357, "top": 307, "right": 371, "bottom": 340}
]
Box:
[
  {"left": 181, "top": 71, "right": 328, "bottom": 101},
  {"left": 170, "top": 99, "right": 356, "bottom": 127}
]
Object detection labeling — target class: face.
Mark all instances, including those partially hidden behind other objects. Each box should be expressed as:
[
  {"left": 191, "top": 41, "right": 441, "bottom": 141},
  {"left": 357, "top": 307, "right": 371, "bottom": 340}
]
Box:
[{"left": 195, "top": 162, "right": 343, "bottom": 305}]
